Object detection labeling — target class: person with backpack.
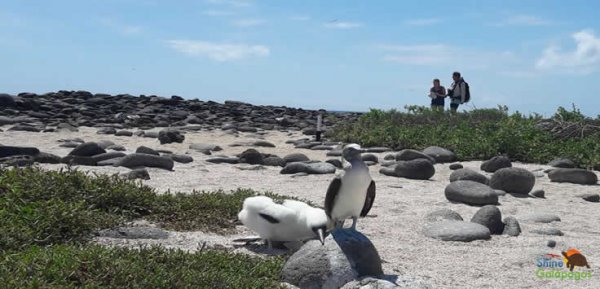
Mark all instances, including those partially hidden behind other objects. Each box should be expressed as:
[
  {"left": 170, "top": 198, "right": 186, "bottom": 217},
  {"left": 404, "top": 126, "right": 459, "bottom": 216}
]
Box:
[
  {"left": 428, "top": 78, "right": 446, "bottom": 111},
  {"left": 447, "top": 71, "right": 470, "bottom": 113}
]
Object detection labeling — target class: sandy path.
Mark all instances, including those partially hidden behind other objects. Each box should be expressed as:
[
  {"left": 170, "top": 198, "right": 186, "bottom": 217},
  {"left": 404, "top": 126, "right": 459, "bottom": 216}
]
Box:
[{"left": 1, "top": 126, "right": 599, "bottom": 289}]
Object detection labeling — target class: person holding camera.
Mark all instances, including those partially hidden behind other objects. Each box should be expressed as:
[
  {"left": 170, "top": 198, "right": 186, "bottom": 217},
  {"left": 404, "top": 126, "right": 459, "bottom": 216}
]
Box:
[
  {"left": 448, "top": 71, "right": 466, "bottom": 113},
  {"left": 428, "top": 78, "right": 446, "bottom": 111}
]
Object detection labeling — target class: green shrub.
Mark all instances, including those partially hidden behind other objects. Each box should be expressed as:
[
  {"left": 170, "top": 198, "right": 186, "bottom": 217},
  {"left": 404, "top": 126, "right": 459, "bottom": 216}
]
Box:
[
  {"left": 0, "top": 244, "right": 285, "bottom": 289},
  {"left": 330, "top": 106, "right": 600, "bottom": 169}
]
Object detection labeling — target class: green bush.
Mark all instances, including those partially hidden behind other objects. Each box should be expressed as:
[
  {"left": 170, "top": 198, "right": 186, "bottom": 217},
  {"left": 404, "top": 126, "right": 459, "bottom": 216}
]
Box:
[
  {"left": 0, "top": 244, "right": 285, "bottom": 289},
  {"left": 330, "top": 106, "right": 600, "bottom": 169},
  {"left": 0, "top": 167, "right": 306, "bottom": 250}
]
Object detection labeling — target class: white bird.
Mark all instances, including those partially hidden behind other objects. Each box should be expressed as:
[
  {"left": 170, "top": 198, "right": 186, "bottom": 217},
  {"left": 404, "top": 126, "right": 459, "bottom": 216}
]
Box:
[
  {"left": 238, "top": 196, "right": 329, "bottom": 248},
  {"left": 325, "top": 143, "right": 376, "bottom": 231}
]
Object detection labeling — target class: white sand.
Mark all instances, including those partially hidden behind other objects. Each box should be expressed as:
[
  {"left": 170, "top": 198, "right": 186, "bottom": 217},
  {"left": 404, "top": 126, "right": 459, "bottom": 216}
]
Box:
[{"left": 1, "top": 126, "right": 599, "bottom": 289}]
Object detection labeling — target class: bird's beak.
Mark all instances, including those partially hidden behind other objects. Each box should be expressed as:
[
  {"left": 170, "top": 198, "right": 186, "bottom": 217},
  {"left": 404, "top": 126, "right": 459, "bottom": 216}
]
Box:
[{"left": 317, "top": 228, "right": 325, "bottom": 245}]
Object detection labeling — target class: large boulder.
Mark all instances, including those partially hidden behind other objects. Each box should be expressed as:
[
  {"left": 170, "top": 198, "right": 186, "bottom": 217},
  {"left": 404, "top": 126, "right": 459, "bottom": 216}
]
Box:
[
  {"left": 0, "top": 146, "right": 40, "bottom": 158},
  {"left": 395, "top": 149, "right": 435, "bottom": 163},
  {"left": 548, "top": 158, "right": 576, "bottom": 168},
  {"left": 281, "top": 230, "right": 383, "bottom": 289},
  {"left": 0, "top": 93, "right": 16, "bottom": 107},
  {"left": 385, "top": 159, "right": 435, "bottom": 180},
  {"left": 423, "top": 221, "right": 491, "bottom": 242},
  {"left": 68, "top": 142, "right": 106, "bottom": 157},
  {"left": 480, "top": 156, "right": 512, "bottom": 173},
  {"left": 115, "top": 153, "right": 174, "bottom": 170},
  {"left": 422, "top": 146, "right": 456, "bottom": 163},
  {"left": 548, "top": 168, "right": 598, "bottom": 185},
  {"left": 449, "top": 168, "right": 489, "bottom": 185},
  {"left": 445, "top": 180, "right": 499, "bottom": 206},
  {"left": 470, "top": 205, "right": 503, "bottom": 234},
  {"left": 239, "top": 149, "right": 264, "bottom": 165},
  {"left": 489, "top": 167, "right": 535, "bottom": 194},
  {"left": 158, "top": 129, "right": 185, "bottom": 144}
]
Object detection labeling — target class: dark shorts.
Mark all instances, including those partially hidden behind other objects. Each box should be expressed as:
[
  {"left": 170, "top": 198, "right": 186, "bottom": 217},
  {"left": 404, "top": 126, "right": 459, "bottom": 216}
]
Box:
[
  {"left": 450, "top": 97, "right": 461, "bottom": 109},
  {"left": 431, "top": 98, "right": 445, "bottom": 106}
]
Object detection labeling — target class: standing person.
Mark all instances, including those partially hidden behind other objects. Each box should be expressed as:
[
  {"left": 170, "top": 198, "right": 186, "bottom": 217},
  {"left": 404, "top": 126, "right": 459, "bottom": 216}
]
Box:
[
  {"left": 448, "top": 71, "right": 466, "bottom": 113},
  {"left": 429, "top": 79, "right": 446, "bottom": 111}
]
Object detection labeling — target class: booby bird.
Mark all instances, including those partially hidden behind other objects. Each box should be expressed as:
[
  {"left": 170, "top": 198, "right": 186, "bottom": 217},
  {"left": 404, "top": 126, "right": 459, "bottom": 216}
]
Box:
[
  {"left": 325, "top": 143, "right": 376, "bottom": 231},
  {"left": 238, "top": 196, "right": 329, "bottom": 248}
]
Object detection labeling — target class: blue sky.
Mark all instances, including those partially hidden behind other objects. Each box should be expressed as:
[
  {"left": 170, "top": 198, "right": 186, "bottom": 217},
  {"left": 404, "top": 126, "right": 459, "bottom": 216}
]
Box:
[{"left": 2, "top": 0, "right": 600, "bottom": 116}]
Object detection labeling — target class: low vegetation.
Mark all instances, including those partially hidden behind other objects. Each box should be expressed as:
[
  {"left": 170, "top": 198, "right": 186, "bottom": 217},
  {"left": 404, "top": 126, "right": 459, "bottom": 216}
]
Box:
[
  {"left": 0, "top": 167, "right": 289, "bottom": 288},
  {"left": 330, "top": 105, "right": 600, "bottom": 169}
]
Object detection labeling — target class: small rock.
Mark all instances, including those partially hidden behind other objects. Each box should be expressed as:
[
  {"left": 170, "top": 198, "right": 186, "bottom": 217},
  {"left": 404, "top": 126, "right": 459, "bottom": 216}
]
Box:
[
  {"left": 136, "top": 146, "right": 160, "bottom": 156},
  {"left": 190, "top": 143, "right": 223, "bottom": 152},
  {"left": 106, "top": 144, "right": 126, "bottom": 151},
  {"left": 480, "top": 156, "right": 512, "bottom": 173},
  {"left": 445, "top": 180, "right": 499, "bottom": 206},
  {"left": 423, "top": 221, "right": 491, "bottom": 242},
  {"left": 395, "top": 149, "right": 435, "bottom": 163},
  {"left": 548, "top": 168, "right": 598, "bottom": 185},
  {"left": 305, "top": 162, "right": 337, "bottom": 174},
  {"left": 580, "top": 193, "right": 600, "bottom": 202},
  {"left": 33, "top": 152, "right": 62, "bottom": 164},
  {"left": 68, "top": 142, "right": 106, "bottom": 157},
  {"left": 115, "top": 153, "right": 174, "bottom": 170},
  {"left": 283, "top": 153, "right": 310, "bottom": 164},
  {"left": 91, "top": 152, "right": 127, "bottom": 162},
  {"left": 115, "top": 130, "right": 133, "bottom": 137},
  {"left": 422, "top": 146, "right": 456, "bottom": 163},
  {"left": 206, "top": 156, "right": 239, "bottom": 164},
  {"left": 158, "top": 129, "right": 185, "bottom": 144},
  {"left": 547, "top": 240, "right": 557, "bottom": 248},
  {"left": 61, "top": 155, "right": 97, "bottom": 166},
  {"left": 239, "top": 149, "right": 264, "bottom": 165},
  {"left": 449, "top": 163, "right": 463, "bottom": 170},
  {"left": 470, "top": 205, "right": 504, "bottom": 234},
  {"left": 124, "top": 168, "right": 150, "bottom": 180},
  {"left": 489, "top": 167, "right": 535, "bottom": 195},
  {"left": 263, "top": 156, "right": 285, "bottom": 167},
  {"left": 168, "top": 154, "right": 194, "bottom": 164},
  {"left": 424, "top": 208, "right": 463, "bottom": 222},
  {"left": 0, "top": 155, "right": 35, "bottom": 167},
  {"left": 531, "top": 228, "right": 564, "bottom": 236},
  {"left": 530, "top": 189, "right": 545, "bottom": 198},
  {"left": 548, "top": 158, "right": 576, "bottom": 168},
  {"left": 253, "top": 140, "right": 276, "bottom": 147},
  {"left": 0, "top": 146, "right": 40, "bottom": 158},
  {"left": 326, "top": 159, "right": 343, "bottom": 168},
  {"left": 388, "top": 159, "right": 435, "bottom": 180},
  {"left": 449, "top": 168, "right": 489, "bottom": 185},
  {"left": 96, "top": 127, "right": 117, "bottom": 135},
  {"left": 521, "top": 213, "right": 561, "bottom": 223},
  {"left": 502, "top": 216, "right": 521, "bottom": 237}
]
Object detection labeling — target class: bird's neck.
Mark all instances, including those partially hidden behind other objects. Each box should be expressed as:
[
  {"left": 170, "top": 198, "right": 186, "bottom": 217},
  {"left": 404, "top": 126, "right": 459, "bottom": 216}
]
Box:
[{"left": 349, "top": 159, "right": 367, "bottom": 170}]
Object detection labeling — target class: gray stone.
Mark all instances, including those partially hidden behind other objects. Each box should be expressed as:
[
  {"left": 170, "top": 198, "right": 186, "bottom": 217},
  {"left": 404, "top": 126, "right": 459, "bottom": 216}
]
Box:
[
  {"left": 395, "top": 149, "right": 435, "bottom": 163},
  {"left": 238, "top": 126, "right": 258, "bottom": 133},
  {"left": 423, "top": 221, "right": 491, "bottom": 242},
  {"left": 115, "top": 153, "right": 174, "bottom": 170},
  {"left": 143, "top": 131, "right": 159, "bottom": 138},
  {"left": 548, "top": 168, "right": 598, "bottom": 185},
  {"left": 422, "top": 146, "right": 456, "bottom": 163},
  {"left": 326, "top": 159, "right": 343, "bottom": 169},
  {"left": 98, "top": 227, "right": 168, "bottom": 239},
  {"left": 168, "top": 154, "right": 194, "bottom": 164},
  {"left": 305, "top": 162, "right": 337, "bottom": 174},
  {"left": 106, "top": 144, "right": 126, "bottom": 151},
  {"left": 502, "top": 216, "right": 521, "bottom": 237},
  {"left": 91, "top": 152, "right": 127, "bottom": 162},
  {"left": 253, "top": 140, "right": 276, "bottom": 147},
  {"left": 33, "top": 152, "right": 62, "bottom": 164},
  {"left": 0, "top": 146, "right": 40, "bottom": 158},
  {"left": 449, "top": 163, "right": 463, "bottom": 170},
  {"left": 239, "top": 149, "right": 264, "bottom": 165},
  {"left": 281, "top": 229, "right": 383, "bottom": 289},
  {"left": 68, "top": 142, "right": 106, "bottom": 157},
  {"left": 547, "top": 240, "right": 557, "bottom": 248},
  {"left": 521, "top": 213, "right": 561, "bottom": 223},
  {"left": 8, "top": 125, "right": 41, "bottom": 132},
  {"left": 390, "top": 159, "right": 435, "bottom": 180},
  {"left": 530, "top": 189, "right": 545, "bottom": 198},
  {"left": 490, "top": 167, "right": 535, "bottom": 195},
  {"left": 311, "top": 145, "right": 335, "bottom": 151},
  {"left": 96, "top": 140, "right": 116, "bottom": 149},
  {"left": 56, "top": 123, "right": 79, "bottom": 132},
  {"left": 283, "top": 153, "right": 310, "bottom": 164},
  {"left": 206, "top": 156, "right": 239, "bottom": 164},
  {"left": 548, "top": 158, "right": 576, "bottom": 168},
  {"left": 189, "top": 143, "right": 223, "bottom": 152},
  {"left": 449, "top": 168, "right": 489, "bottom": 185},
  {"left": 263, "top": 156, "right": 285, "bottom": 167},
  {"left": 531, "top": 228, "right": 564, "bottom": 236},
  {"left": 326, "top": 150, "right": 343, "bottom": 157},
  {"left": 470, "top": 205, "right": 504, "bottom": 234},
  {"left": 115, "top": 130, "right": 133, "bottom": 136},
  {"left": 0, "top": 93, "right": 16, "bottom": 107},
  {"left": 158, "top": 129, "right": 185, "bottom": 144},
  {"left": 580, "top": 193, "right": 600, "bottom": 202},
  {"left": 97, "top": 158, "right": 124, "bottom": 166},
  {"left": 61, "top": 155, "right": 97, "bottom": 166},
  {"left": 136, "top": 146, "right": 160, "bottom": 156},
  {"left": 363, "top": 147, "right": 392, "bottom": 153},
  {"left": 383, "top": 154, "right": 395, "bottom": 161},
  {"left": 125, "top": 168, "right": 150, "bottom": 180},
  {"left": 0, "top": 155, "right": 35, "bottom": 167},
  {"left": 96, "top": 127, "right": 117, "bottom": 135},
  {"left": 424, "top": 208, "right": 463, "bottom": 222},
  {"left": 445, "top": 180, "right": 499, "bottom": 206},
  {"left": 480, "top": 156, "right": 512, "bottom": 173}
]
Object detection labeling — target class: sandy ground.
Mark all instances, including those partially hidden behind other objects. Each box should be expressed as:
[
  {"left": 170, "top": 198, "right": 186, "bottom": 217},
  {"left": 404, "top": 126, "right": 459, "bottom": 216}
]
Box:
[{"left": 1, "top": 126, "right": 599, "bottom": 289}]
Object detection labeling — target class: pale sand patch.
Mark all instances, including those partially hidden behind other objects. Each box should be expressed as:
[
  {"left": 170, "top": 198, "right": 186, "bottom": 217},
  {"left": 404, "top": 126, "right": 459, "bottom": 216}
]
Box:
[{"left": 1, "top": 126, "right": 599, "bottom": 288}]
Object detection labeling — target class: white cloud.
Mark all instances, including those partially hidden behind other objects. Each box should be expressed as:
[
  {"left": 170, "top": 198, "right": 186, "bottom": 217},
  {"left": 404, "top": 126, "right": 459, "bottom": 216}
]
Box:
[
  {"left": 493, "top": 14, "right": 551, "bottom": 27},
  {"left": 536, "top": 29, "right": 600, "bottom": 73},
  {"left": 379, "top": 44, "right": 515, "bottom": 68},
  {"left": 167, "top": 40, "right": 269, "bottom": 61},
  {"left": 405, "top": 18, "right": 441, "bottom": 26},
  {"left": 232, "top": 18, "right": 265, "bottom": 27},
  {"left": 99, "top": 18, "right": 142, "bottom": 35},
  {"left": 324, "top": 21, "right": 363, "bottom": 29}
]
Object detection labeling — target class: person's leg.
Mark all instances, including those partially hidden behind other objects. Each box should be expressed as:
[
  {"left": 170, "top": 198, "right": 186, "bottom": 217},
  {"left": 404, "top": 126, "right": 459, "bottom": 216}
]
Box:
[{"left": 450, "top": 102, "right": 459, "bottom": 113}]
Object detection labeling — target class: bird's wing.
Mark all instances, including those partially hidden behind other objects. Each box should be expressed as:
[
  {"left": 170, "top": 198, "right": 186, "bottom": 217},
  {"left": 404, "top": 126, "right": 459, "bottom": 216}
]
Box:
[
  {"left": 257, "top": 203, "right": 297, "bottom": 224},
  {"left": 324, "top": 176, "right": 342, "bottom": 218},
  {"left": 360, "top": 180, "right": 376, "bottom": 217}
]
